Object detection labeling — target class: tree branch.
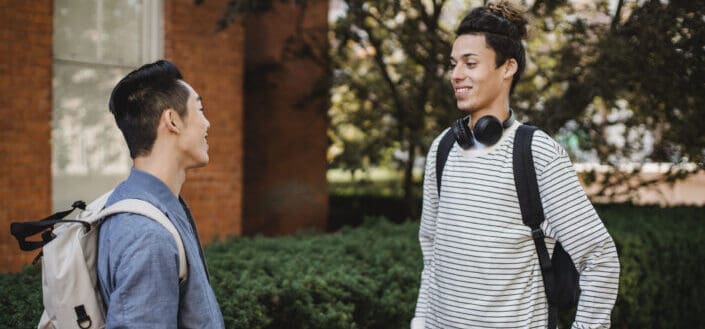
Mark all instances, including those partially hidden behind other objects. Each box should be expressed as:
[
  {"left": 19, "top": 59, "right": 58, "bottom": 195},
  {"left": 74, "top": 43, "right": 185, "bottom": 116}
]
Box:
[{"left": 611, "top": 0, "right": 624, "bottom": 31}]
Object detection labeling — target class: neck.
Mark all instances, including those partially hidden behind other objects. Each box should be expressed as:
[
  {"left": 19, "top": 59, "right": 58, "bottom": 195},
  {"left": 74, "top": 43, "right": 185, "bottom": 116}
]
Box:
[
  {"left": 468, "top": 96, "right": 511, "bottom": 128},
  {"left": 133, "top": 151, "right": 186, "bottom": 197}
]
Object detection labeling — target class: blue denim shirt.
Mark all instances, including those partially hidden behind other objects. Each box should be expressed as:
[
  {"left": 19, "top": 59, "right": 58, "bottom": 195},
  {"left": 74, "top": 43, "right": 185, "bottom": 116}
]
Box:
[{"left": 97, "top": 168, "right": 225, "bottom": 328}]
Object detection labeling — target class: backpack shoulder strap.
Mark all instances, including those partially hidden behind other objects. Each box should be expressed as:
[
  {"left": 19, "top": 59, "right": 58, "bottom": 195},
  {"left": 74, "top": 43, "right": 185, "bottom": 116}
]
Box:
[
  {"left": 99, "top": 200, "right": 188, "bottom": 282},
  {"left": 513, "top": 125, "right": 546, "bottom": 228},
  {"left": 435, "top": 128, "right": 456, "bottom": 196},
  {"left": 513, "top": 124, "right": 558, "bottom": 328}
]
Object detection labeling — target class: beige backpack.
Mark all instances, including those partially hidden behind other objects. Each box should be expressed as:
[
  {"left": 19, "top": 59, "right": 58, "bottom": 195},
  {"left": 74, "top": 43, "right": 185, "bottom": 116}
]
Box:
[{"left": 11, "top": 191, "right": 186, "bottom": 329}]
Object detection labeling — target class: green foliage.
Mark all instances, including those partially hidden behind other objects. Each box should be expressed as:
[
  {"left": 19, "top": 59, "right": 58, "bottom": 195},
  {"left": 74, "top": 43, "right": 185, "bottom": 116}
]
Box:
[
  {"left": 518, "top": 0, "right": 705, "bottom": 167},
  {"left": 0, "top": 265, "right": 42, "bottom": 328},
  {"left": 329, "top": 0, "right": 457, "bottom": 200},
  {"left": 2, "top": 206, "right": 705, "bottom": 328},
  {"left": 591, "top": 205, "right": 705, "bottom": 328},
  {"left": 206, "top": 218, "right": 422, "bottom": 329},
  {"left": 330, "top": 0, "right": 705, "bottom": 207},
  {"left": 327, "top": 168, "right": 423, "bottom": 199}
]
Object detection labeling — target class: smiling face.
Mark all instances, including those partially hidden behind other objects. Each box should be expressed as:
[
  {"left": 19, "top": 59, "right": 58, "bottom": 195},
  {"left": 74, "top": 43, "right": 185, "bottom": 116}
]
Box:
[
  {"left": 450, "top": 33, "right": 514, "bottom": 116},
  {"left": 176, "top": 80, "right": 210, "bottom": 169}
]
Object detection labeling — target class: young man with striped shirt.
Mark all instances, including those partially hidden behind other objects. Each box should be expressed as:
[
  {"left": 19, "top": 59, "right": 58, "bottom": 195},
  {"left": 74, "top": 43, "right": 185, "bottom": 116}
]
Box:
[{"left": 411, "top": 2, "right": 620, "bottom": 328}]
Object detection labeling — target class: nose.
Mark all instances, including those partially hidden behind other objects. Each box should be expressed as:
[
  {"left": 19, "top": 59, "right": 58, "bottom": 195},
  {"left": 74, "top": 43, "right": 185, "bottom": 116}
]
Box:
[{"left": 451, "top": 64, "right": 465, "bottom": 82}]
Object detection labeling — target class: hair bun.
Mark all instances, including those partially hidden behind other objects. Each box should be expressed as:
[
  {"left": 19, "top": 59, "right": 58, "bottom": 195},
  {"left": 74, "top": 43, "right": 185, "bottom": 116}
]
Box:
[{"left": 486, "top": 1, "right": 528, "bottom": 39}]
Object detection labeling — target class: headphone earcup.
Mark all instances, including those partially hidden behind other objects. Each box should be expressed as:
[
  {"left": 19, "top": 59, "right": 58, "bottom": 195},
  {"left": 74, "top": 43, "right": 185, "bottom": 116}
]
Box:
[
  {"left": 473, "top": 116, "right": 503, "bottom": 146},
  {"left": 451, "top": 117, "right": 475, "bottom": 149}
]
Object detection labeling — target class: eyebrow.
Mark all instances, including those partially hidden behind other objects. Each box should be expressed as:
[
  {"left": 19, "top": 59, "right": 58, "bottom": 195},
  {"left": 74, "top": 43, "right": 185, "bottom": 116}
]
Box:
[
  {"left": 450, "top": 53, "right": 478, "bottom": 61},
  {"left": 196, "top": 96, "right": 202, "bottom": 102}
]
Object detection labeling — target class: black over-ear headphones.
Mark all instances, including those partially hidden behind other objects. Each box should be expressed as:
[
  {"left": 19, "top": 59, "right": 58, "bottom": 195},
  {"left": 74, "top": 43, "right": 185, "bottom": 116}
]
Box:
[{"left": 451, "top": 110, "right": 515, "bottom": 149}]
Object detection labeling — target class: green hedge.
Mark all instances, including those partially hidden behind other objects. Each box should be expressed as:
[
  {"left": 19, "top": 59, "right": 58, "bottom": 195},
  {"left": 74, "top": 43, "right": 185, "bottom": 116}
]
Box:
[
  {"left": 206, "top": 219, "right": 421, "bottom": 328},
  {"left": 0, "top": 265, "right": 42, "bottom": 327},
  {"left": 600, "top": 205, "right": 705, "bottom": 328},
  {"left": 2, "top": 206, "right": 704, "bottom": 328}
]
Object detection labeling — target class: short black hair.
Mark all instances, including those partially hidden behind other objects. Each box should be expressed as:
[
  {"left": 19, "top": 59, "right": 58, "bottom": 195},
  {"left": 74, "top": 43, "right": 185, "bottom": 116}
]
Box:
[
  {"left": 456, "top": 1, "right": 528, "bottom": 93},
  {"left": 108, "top": 60, "right": 190, "bottom": 159}
]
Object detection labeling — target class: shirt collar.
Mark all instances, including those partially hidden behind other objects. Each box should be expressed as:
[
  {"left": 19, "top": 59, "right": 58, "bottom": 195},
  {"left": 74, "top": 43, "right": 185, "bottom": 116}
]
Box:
[{"left": 119, "top": 167, "right": 183, "bottom": 216}]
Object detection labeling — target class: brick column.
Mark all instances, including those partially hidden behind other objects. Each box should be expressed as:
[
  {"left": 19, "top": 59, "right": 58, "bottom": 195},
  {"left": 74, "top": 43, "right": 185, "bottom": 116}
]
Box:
[
  {"left": 0, "top": 1, "right": 53, "bottom": 272},
  {"left": 164, "top": 0, "right": 244, "bottom": 241},
  {"left": 243, "top": 1, "right": 330, "bottom": 235}
]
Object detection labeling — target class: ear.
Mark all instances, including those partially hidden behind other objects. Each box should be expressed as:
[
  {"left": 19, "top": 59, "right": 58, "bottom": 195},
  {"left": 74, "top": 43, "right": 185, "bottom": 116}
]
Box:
[
  {"left": 503, "top": 58, "right": 518, "bottom": 80},
  {"left": 162, "top": 109, "right": 181, "bottom": 134}
]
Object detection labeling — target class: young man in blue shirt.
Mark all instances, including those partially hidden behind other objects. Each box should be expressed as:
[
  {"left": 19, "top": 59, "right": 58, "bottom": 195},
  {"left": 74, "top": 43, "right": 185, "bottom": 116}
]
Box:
[{"left": 97, "top": 60, "right": 225, "bottom": 328}]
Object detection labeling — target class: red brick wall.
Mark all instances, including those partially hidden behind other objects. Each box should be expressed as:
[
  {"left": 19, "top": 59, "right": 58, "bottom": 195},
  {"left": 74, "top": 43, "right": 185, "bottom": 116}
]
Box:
[
  {"left": 164, "top": 0, "right": 244, "bottom": 241},
  {"left": 0, "top": 1, "right": 53, "bottom": 272},
  {"left": 0, "top": 0, "right": 327, "bottom": 272},
  {"left": 243, "top": 1, "right": 330, "bottom": 235}
]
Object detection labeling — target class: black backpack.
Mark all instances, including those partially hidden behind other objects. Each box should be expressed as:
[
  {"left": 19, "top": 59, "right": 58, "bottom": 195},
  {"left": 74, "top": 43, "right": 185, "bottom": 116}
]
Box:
[{"left": 435, "top": 124, "right": 580, "bottom": 329}]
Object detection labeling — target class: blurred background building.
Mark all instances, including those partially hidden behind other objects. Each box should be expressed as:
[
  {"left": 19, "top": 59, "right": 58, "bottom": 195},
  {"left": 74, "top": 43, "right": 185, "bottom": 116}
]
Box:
[{"left": 1, "top": 0, "right": 329, "bottom": 272}]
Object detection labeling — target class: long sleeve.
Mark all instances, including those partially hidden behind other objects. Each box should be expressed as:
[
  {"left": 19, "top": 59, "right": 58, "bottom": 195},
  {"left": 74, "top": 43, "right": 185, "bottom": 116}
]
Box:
[
  {"left": 411, "top": 137, "right": 442, "bottom": 329},
  {"left": 534, "top": 135, "right": 620, "bottom": 329},
  {"left": 100, "top": 214, "right": 181, "bottom": 329}
]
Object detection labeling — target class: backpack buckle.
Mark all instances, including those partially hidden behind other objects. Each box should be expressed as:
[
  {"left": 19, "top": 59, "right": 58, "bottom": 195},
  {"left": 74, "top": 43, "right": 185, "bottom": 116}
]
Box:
[{"left": 75, "top": 305, "right": 92, "bottom": 329}]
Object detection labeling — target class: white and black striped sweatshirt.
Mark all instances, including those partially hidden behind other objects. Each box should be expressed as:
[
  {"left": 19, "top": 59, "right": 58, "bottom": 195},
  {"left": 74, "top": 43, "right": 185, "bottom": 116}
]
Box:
[{"left": 412, "top": 122, "right": 620, "bottom": 329}]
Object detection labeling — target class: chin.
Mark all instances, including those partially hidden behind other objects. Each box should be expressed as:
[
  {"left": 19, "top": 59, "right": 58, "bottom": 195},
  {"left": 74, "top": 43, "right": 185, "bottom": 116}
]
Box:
[
  {"left": 197, "top": 157, "right": 209, "bottom": 167},
  {"left": 457, "top": 99, "right": 486, "bottom": 114},
  {"left": 456, "top": 102, "right": 474, "bottom": 113},
  {"left": 188, "top": 156, "right": 209, "bottom": 169}
]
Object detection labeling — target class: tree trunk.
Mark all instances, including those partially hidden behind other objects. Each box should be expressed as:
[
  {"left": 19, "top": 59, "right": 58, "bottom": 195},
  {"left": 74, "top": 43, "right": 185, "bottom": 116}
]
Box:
[
  {"left": 611, "top": 0, "right": 624, "bottom": 31},
  {"left": 402, "top": 135, "right": 418, "bottom": 220}
]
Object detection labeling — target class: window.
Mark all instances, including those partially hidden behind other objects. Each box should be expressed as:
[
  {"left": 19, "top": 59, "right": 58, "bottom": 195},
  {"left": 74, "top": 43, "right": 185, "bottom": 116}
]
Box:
[{"left": 52, "top": 0, "right": 163, "bottom": 210}]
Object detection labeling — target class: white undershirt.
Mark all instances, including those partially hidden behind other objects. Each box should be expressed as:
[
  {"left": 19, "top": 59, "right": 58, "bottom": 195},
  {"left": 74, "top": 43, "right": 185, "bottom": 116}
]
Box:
[{"left": 458, "top": 121, "right": 519, "bottom": 159}]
